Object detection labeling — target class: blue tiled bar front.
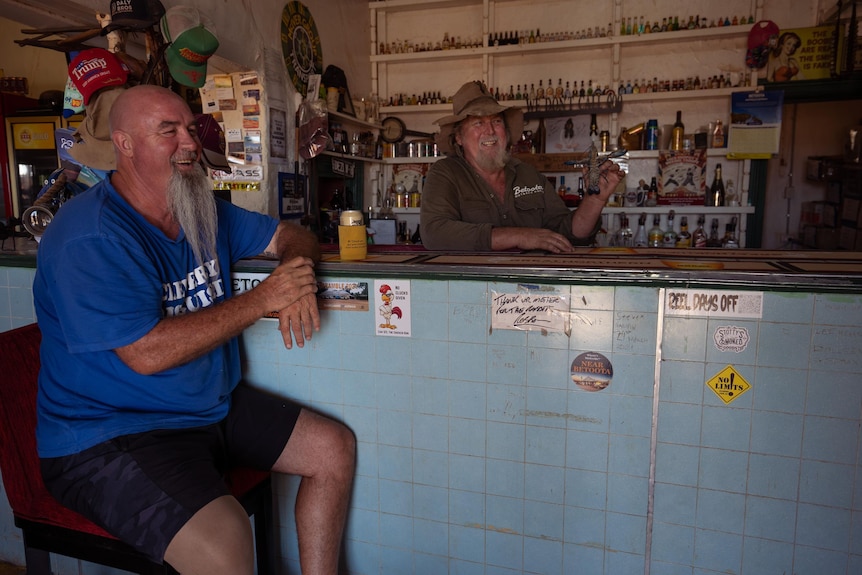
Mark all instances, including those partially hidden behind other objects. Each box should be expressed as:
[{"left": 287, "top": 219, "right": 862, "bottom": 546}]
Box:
[
  {"left": 2, "top": 250, "right": 862, "bottom": 574},
  {"left": 234, "top": 250, "right": 862, "bottom": 575}
]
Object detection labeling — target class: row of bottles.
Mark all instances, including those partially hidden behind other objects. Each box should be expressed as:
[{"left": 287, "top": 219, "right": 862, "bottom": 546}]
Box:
[
  {"left": 376, "top": 13, "right": 756, "bottom": 56},
  {"left": 614, "top": 212, "right": 739, "bottom": 248},
  {"left": 618, "top": 14, "right": 754, "bottom": 36}
]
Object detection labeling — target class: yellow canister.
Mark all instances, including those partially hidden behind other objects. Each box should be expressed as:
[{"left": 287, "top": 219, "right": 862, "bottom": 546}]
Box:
[{"left": 338, "top": 210, "right": 367, "bottom": 260}]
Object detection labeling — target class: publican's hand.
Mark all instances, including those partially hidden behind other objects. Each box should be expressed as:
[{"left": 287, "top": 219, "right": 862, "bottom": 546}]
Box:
[
  {"left": 587, "top": 161, "right": 624, "bottom": 204},
  {"left": 278, "top": 291, "right": 320, "bottom": 349},
  {"left": 502, "top": 227, "right": 575, "bottom": 253}
]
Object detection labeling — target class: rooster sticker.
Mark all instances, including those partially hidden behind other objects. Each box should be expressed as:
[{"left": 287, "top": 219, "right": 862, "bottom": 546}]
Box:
[
  {"left": 377, "top": 283, "right": 402, "bottom": 329},
  {"left": 374, "top": 279, "right": 411, "bottom": 337}
]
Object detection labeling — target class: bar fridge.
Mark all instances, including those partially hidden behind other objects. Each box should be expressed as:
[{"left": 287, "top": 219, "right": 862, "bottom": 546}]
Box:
[
  {"left": 5, "top": 114, "right": 62, "bottom": 220},
  {"left": 0, "top": 93, "right": 41, "bottom": 222}
]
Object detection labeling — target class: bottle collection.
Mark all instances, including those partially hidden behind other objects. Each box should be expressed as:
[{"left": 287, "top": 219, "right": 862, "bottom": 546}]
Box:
[
  {"left": 617, "top": 14, "right": 754, "bottom": 36},
  {"left": 611, "top": 211, "right": 739, "bottom": 248},
  {"left": 385, "top": 69, "right": 749, "bottom": 110},
  {"left": 375, "top": 12, "right": 755, "bottom": 56}
]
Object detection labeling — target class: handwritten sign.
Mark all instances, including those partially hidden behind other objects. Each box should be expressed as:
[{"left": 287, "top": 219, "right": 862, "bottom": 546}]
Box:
[
  {"left": 665, "top": 289, "right": 763, "bottom": 319},
  {"left": 491, "top": 291, "right": 569, "bottom": 333}
]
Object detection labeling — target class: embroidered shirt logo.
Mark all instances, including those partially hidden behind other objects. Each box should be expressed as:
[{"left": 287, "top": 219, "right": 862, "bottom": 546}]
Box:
[{"left": 513, "top": 184, "right": 543, "bottom": 198}]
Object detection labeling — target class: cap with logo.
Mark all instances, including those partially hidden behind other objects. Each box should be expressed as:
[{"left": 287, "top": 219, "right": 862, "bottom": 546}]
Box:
[
  {"left": 161, "top": 6, "right": 219, "bottom": 88},
  {"left": 67, "top": 48, "right": 129, "bottom": 105},
  {"left": 62, "top": 75, "right": 85, "bottom": 119},
  {"left": 195, "top": 113, "right": 231, "bottom": 170},
  {"left": 101, "top": 0, "right": 166, "bottom": 34}
]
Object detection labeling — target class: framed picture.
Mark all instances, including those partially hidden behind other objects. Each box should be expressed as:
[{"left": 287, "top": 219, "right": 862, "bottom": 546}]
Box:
[
  {"left": 278, "top": 171, "right": 307, "bottom": 219},
  {"left": 657, "top": 149, "right": 706, "bottom": 205}
]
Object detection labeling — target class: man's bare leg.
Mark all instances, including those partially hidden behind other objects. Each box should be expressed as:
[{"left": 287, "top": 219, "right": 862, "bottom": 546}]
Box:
[
  {"left": 164, "top": 495, "right": 254, "bottom": 575},
  {"left": 273, "top": 409, "right": 356, "bottom": 575}
]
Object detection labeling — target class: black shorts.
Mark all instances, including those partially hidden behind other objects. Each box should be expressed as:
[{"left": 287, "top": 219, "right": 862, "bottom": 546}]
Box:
[{"left": 40, "top": 383, "right": 301, "bottom": 562}]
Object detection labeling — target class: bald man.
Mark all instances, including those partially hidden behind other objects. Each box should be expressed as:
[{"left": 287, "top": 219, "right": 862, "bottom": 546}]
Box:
[{"left": 33, "top": 85, "right": 354, "bottom": 575}]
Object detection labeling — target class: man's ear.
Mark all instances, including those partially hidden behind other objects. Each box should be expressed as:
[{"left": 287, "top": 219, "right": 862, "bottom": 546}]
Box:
[{"left": 112, "top": 130, "right": 133, "bottom": 157}]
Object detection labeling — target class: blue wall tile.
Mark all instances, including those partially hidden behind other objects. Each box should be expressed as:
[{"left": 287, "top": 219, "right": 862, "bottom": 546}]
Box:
[{"left": 692, "top": 528, "right": 742, "bottom": 573}]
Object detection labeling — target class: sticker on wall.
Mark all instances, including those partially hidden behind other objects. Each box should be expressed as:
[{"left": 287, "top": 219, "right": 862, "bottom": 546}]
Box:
[
  {"left": 570, "top": 352, "right": 613, "bottom": 392},
  {"left": 231, "top": 271, "right": 277, "bottom": 319},
  {"left": 665, "top": 289, "right": 763, "bottom": 319},
  {"left": 706, "top": 365, "right": 751, "bottom": 404},
  {"left": 374, "top": 280, "right": 411, "bottom": 337},
  {"left": 317, "top": 281, "right": 369, "bottom": 311},
  {"left": 490, "top": 289, "right": 570, "bottom": 334},
  {"left": 713, "top": 325, "right": 750, "bottom": 353}
]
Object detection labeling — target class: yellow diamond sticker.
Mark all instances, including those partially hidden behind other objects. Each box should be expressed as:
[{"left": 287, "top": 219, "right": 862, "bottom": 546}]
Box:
[{"left": 706, "top": 365, "right": 751, "bottom": 404}]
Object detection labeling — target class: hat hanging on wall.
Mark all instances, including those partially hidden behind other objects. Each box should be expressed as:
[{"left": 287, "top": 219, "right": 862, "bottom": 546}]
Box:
[
  {"left": 67, "top": 87, "right": 126, "bottom": 171},
  {"left": 746, "top": 20, "right": 779, "bottom": 69},
  {"left": 67, "top": 48, "right": 130, "bottom": 105},
  {"left": 101, "top": 0, "right": 166, "bottom": 34},
  {"left": 160, "top": 6, "right": 219, "bottom": 88},
  {"left": 195, "top": 113, "right": 231, "bottom": 170}
]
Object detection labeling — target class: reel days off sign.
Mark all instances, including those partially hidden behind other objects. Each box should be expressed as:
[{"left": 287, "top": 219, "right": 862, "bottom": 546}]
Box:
[{"left": 664, "top": 289, "right": 763, "bottom": 319}]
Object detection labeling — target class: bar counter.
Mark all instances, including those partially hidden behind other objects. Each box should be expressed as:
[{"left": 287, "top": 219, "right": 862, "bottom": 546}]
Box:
[{"left": 2, "top": 245, "right": 862, "bottom": 574}]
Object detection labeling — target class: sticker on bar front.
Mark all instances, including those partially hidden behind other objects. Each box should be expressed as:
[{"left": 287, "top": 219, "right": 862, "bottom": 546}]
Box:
[
  {"left": 491, "top": 290, "right": 569, "bottom": 334},
  {"left": 713, "top": 325, "right": 750, "bottom": 353},
  {"left": 706, "top": 365, "right": 751, "bottom": 404},
  {"left": 374, "top": 280, "right": 411, "bottom": 337},
  {"left": 665, "top": 289, "right": 763, "bottom": 319},
  {"left": 571, "top": 352, "right": 613, "bottom": 392}
]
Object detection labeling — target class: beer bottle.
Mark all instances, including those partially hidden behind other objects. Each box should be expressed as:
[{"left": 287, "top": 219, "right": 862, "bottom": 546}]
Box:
[{"left": 670, "top": 110, "right": 684, "bottom": 151}]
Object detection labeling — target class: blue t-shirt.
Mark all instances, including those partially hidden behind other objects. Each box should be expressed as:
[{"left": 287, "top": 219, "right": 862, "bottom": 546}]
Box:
[{"left": 33, "top": 178, "right": 278, "bottom": 458}]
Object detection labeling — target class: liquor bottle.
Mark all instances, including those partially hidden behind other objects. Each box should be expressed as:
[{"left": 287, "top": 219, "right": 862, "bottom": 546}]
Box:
[
  {"left": 662, "top": 210, "right": 678, "bottom": 247},
  {"left": 712, "top": 120, "right": 725, "bottom": 148},
  {"left": 670, "top": 110, "right": 684, "bottom": 151},
  {"left": 648, "top": 214, "right": 663, "bottom": 247},
  {"left": 557, "top": 175, "right": 567, "bottom": 199},
  {"left": 576, "top": 176, "right": 586, "bottom": 200},
  {"left": 708, "top": 163, "right": 725, "bottom": 207},
  {"left": 723, "top": 217, "right": 739, "bottom": 248},
  {"left": 691, "top": 215, "right": 708, "bottom": 248},
  {"left": 646, "top": 177, "right": 658, "bottom": 206},
  {"left": 675, "top": 216, "right": 692, "bottom": 248},
  {"left": 706, "top": 218, "right": 722, "bottom": 247},
  {"left": 617, "top": 214, "right": 633, "bottom": 247},
  {"left": 634, "top": 213, "right": 649, "bottom": 247},
  {"left": 411, "top": 224, "right": 422, "bottom": 245}
]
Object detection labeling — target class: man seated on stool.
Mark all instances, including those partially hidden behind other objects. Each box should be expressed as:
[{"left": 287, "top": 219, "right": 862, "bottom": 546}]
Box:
[
  {"left": 33, "top": 85, "right": 355, "bottom": 575},
  {"left": 420, "top": 80, "right": 623, "bottom": 252}
]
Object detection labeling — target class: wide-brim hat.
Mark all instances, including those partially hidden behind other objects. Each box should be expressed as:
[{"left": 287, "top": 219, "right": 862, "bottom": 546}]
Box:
[
  {"left": 67, "top": 87, "right": 125, "bottom": 171},
  {"left": 434, "top": 81, "right": 524, "bottom": 156}
]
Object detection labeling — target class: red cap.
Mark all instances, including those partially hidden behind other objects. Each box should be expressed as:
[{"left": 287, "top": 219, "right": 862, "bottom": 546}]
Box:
[{"left": 68, "top": 48, "right": 129, "bottom": 105}]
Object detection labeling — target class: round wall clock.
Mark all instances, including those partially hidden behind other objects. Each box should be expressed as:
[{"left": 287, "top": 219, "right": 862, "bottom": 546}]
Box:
[{"left": 281, "top": 1, "right": 323, "bottom": 96}]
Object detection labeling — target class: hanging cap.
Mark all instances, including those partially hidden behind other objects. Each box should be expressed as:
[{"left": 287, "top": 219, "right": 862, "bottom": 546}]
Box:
[
  {"left": 160, "top": 6, "right": 219, "bottom": 88},
  {"left": 746, "top": 20, "right": 779, "bottom": 69},
  {"left": 68, "top": 48, "right": 129, "bottom": 105},
  {"left": 62, "top": 75, "right": 85, "bottom": 118},
  {"left": 195, "top": 113, "right": 230, "bottom": 170},
  {"left": 101, "top": 0, "right": 166, "bottom": 34},
  {"left": 67, "top": 87, "right": 126, "bottom": 171}
]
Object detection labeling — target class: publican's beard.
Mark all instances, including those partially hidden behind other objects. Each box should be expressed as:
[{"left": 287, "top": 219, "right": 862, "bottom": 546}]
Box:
[
  {"left": 166, "top": 162, "right": 217, "bottom": 268},
  {"left": 472, "top": 139, "right": 510, "bottom": 172}
]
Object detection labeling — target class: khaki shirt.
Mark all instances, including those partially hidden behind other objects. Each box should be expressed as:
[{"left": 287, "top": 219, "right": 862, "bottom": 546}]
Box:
[{"left": 420, "top": 155, "right": 591, "bottom": 251}]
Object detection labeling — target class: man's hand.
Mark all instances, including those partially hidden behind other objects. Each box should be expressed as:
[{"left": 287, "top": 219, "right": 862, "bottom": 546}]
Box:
[
  {"left": 257, "top": 256, "right": 320, "bottom": 349},
  {"left": 278, "top": 292, "right": 320, "bottom": 349}
]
